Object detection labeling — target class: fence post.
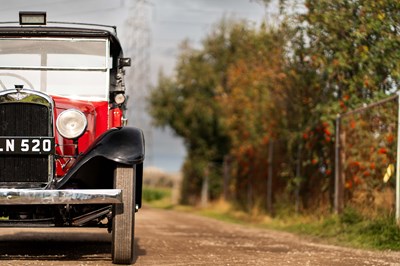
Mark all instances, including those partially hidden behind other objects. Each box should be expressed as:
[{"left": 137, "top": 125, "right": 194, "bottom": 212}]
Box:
[
  {"left": 267, "top": 140, "right": 274, "bottom": 215},
  {"left": 396, "top": 93, "right": 400, "bottom": 224},
  {"left": 295, "top": 144, "right": 302, "bottom": 213},
  {"left": 201, "top": 164, "right": 209, "bottom": 208},
  {"left": 334, "top": 114, "right": 343, "bottom": 214},
  {"left": 223, "top": 155, "right": 231, "bottom": 201}
]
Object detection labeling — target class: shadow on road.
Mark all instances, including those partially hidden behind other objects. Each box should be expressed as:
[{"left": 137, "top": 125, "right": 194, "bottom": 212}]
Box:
[
  {"left": 134, "top": 238, "right": 147, "bottom": 263},
  {"left": 0, "top": 228, "right": 146, "bottom": 263}
]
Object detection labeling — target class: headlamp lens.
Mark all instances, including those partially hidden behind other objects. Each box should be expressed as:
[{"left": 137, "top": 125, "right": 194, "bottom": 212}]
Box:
[{"left": 56, "top": 109, "right": 87, "bottom": 139}]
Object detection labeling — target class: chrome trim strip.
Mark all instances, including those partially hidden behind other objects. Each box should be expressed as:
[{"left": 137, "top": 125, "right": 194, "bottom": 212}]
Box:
[
  {"left": 0, "top": 189, "right": 122, "bottom": 205},
  {"left": 0, "top": 89, "right": 54, "bottom": 108}
]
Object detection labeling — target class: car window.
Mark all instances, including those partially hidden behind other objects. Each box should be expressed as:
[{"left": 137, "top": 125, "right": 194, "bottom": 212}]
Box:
[{"left": 0, "top": 38, "right": 109, "bottom": 100}]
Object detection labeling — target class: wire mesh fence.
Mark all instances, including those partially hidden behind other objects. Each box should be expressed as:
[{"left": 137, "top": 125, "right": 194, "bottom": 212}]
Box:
[
  {"left": 219, "top": 95, "right": 399, "bottom": 217},
  {"left": 336, "top": 95, "right": 398, "bottom": 217}
]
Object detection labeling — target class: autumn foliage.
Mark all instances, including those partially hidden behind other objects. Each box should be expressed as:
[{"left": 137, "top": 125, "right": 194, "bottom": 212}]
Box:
[{"left": 148, "top": 1, "right": 400, "bottom": 212}]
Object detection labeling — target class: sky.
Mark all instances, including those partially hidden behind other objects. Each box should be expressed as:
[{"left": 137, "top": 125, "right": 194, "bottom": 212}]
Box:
[{"left": 0, "top": 0, "right": 270, "bottom": 173}]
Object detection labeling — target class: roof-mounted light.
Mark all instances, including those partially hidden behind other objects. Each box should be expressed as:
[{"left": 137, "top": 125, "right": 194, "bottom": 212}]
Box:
[{"left": 19, "top": 11, "right": 46, "bottom": 25}]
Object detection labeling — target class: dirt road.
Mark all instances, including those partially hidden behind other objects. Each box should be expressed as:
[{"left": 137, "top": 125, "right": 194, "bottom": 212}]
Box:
[{"left": 0, "top": 207, "right": 400, "bottom": 265}]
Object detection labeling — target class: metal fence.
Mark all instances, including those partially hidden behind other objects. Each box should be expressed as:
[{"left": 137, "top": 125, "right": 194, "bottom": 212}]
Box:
[{"left": 335, "top": 94, "right": 398, "bottom": 218}]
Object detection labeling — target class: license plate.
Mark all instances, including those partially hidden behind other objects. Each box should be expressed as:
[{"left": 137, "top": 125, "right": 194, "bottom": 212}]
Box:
[{"left": 0, "top": 137, "right": 55, "bottom": 155}]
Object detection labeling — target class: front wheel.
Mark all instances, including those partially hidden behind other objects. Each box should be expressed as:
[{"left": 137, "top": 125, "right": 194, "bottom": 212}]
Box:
[{"left": 112, "top": 164, "right": 136, "bottom": 264}]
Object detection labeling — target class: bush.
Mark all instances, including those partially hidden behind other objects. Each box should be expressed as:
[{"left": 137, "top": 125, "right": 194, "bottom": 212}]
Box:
[
  {"left": 340, "top": 207, "right": 363, "bottom": 225},
  {"left": 362, "top": 216, "right": 400, "bottom": 250},
  {"left": 142, "top": 187, "right": 170, "bottom": 202}
]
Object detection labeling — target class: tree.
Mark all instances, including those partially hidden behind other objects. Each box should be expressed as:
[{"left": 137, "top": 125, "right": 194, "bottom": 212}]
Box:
[
  {"left": 148, "top": 19, "right": 290, "bottom": 205},
  {"left": 214, "top": 22, "right": 290, "bottom": 209},
  {"left": 149, "top": 0, "right": 400, "bottom": 212},
  {"left": 281, "top": 0, "right": 400, "bottom": 209},
  {"left": 302, "top": 0, "right": 400, "bottom": 104},
  {"left": 148, "top": 20, "right": 235, "bottom": 202}
]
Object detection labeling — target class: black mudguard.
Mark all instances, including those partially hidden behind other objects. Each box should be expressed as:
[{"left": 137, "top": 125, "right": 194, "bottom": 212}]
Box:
[{"left": 55, "top": 127, "right": 145, "bottom": 207}]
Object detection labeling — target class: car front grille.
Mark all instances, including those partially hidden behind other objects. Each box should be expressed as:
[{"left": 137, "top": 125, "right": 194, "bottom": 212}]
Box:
[
  {"left": 0, "top": 103, "right": 49, "bottom": 136},
  {"left": 0, "top": 103, "right": 51, "bottom": 185},
  {"left": 0, "top": 155, "right": 48, "bottom": 183}
]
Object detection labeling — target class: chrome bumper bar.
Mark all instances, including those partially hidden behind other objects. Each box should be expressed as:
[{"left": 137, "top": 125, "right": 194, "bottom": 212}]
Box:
[{"left": 0, "top": 189, "right": 122, "bottom": 205}]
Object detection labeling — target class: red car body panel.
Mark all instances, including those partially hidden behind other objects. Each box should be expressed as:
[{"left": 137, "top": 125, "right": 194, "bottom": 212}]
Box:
[{"left": 51, "top": 95, "right": 123, "bottom": 176}]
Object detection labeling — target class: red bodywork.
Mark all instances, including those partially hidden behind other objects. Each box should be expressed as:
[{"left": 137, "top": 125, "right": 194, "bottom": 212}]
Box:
[{"left": 51, "top": 95, "right": 122, "bottom": 176}]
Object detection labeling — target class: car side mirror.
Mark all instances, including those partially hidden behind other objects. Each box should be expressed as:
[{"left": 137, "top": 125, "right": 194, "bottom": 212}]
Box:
[{"left": 119, "top": 58, "right": 131, "bottom": 67}]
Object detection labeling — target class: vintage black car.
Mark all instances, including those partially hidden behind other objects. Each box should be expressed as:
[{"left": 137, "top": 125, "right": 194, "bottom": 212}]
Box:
[{"left": 0, "top": 12, "right": 144, "bottom": 264}]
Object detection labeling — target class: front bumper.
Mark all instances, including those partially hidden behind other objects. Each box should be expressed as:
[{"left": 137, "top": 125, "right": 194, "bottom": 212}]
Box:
[{"left": 0, "top": 189, "right": 122, "bottom": 205}]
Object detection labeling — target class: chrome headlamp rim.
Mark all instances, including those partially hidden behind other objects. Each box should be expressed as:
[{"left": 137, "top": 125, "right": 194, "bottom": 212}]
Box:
[{"left": 56, "top": 109, "right": 87, "bottom": 139}]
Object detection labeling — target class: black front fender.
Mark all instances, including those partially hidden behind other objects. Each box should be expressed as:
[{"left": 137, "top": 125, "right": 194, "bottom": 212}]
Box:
[
  {"left": 56, "top": 127, "right": 145, "bottom": 189},
  {"left": 82, "top": 126, "right": 145, "bottom": 165}
]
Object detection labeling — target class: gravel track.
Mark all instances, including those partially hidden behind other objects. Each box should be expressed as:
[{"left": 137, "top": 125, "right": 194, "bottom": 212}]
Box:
[{"left": 0, "top": 207, "right": 399, "bottom": 265}]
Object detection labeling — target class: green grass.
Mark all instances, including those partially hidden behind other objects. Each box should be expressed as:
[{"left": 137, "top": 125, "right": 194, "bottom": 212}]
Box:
[
  {"left": 196, "top": 208, "right": 247, "bottom": 225},
  {"left": 259, "top": 207, "right": 400, "bottom": 250},
  {"left": 142, "top": 186, "right": 174, "bottom": 209}
]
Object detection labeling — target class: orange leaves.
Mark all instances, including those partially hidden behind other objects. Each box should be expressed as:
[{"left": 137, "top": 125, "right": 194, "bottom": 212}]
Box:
[
  {"left": 325, "top": 169, "right": 332, "bottom": 176},
  {"left": 339, "top": 100, "right": 347, "bottom": 112},
  {"left": 386, "top": 134, "right": 394, "bottom": 144},
  {"left": 348, "top": 160, "right": 361, "bottom": 169},
  {"left": 277, "top": 72, "right": 287, "bottom": 80},
  {"left": 262, "top": 135, "right": 269, "bottom": 145},
  {"left": 323, "top": 127, "right": 332, "bottom": 143},
  {"left": 345, "top": 180, "right": 352, "bottom": 189},
  {"left": 354, "top": 176, "right": 362, "bottom": 186},
  {"left": 363, "top": 76, "right": 370, "bottom": 87},
  {"left": 370, "top": 162, "right": 376, "bottom": 170},
  {"left": 303, "top": 121, "right": 334, "bottom": 149},
  {"left": 350, "top": 120, "right": 356, "bottom": 129},
  {"left": 345, "top": 175, "right": 362, "bottom": 190},
  {"left": 378, "top": 147, "right": 388, "bottom": 154},
  {"left": 362, "top": 170, "right": 370, "bottom": 177},
  {"left": 323, "top": 127, "right": 331, "bottom": 136}
]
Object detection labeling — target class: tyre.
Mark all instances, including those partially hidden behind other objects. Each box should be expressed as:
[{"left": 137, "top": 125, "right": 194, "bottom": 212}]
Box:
[{"left": 112, "top": 164, "right": 136, "bottom": 264}]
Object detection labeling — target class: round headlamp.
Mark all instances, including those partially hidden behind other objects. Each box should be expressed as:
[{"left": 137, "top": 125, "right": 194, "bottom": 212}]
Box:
[
  {"left": 56, "top": 109, "right": 87, "bottom": 139},
  {"left": 114, "top": 93, "right": 126, "bottom": 105}
]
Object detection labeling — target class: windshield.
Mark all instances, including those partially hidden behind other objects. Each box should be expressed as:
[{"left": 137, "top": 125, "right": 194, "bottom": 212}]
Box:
[{"left": 0, "top": 38, "right": 110, "bottom": 100}]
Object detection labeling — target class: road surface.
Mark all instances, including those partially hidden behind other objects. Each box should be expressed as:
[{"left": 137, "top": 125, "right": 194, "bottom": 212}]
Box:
[{"left": 0, "top": 207, "right": 399, "bottom": 265}]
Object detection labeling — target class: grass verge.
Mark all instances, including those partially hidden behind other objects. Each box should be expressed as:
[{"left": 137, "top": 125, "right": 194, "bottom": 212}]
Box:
[
  {"left": 143, "top": 191, "right": 400, "bottom": 251},
  {"left": 203, "top": 205, "right": 400, "bottom": 250},
  {"left": 142, "top": 186, "right": 174, "bottom": 209},
  {"left": 266, "top": 210, "right": 400, "bottom": 250}
]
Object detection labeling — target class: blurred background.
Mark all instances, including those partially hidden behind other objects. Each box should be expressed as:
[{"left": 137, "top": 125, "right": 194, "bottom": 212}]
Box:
[{"left": 0, "top": 0, "right": 270, "bottom": 174}]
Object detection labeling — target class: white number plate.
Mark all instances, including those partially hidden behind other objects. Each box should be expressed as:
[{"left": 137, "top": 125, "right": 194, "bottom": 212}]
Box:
[{"left": 0, "top": 137, "right": 55, "bottom": 155}]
